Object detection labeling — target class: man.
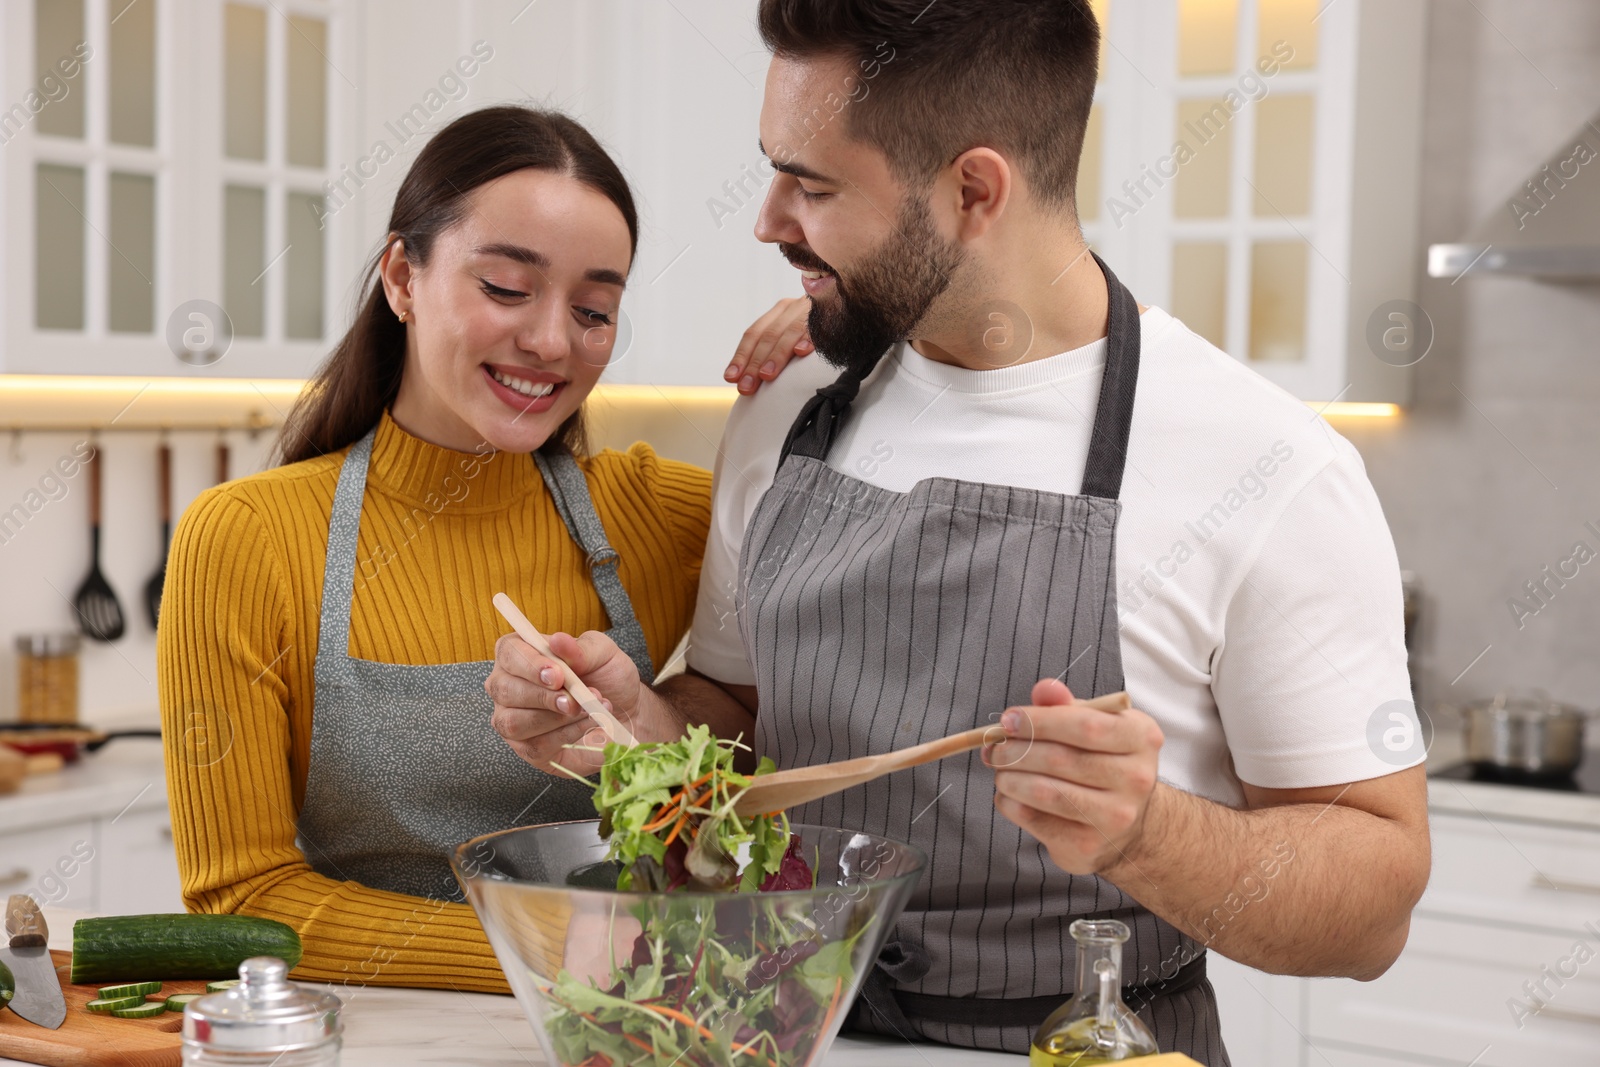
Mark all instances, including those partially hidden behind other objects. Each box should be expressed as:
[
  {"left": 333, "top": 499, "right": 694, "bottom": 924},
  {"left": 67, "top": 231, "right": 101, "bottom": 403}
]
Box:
[{"left": 487, "top": 2, "right": 1430, "bottom": 1062}]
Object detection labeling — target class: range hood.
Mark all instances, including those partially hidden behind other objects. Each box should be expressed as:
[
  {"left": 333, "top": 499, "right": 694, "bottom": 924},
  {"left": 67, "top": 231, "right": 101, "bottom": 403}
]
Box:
[{"left": 1428, "top": 110, "right": 1600, "bottom": 280}]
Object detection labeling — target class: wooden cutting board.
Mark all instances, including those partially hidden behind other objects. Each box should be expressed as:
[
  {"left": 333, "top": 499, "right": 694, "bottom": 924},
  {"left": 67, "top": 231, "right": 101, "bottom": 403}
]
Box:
[{"left": 0, "top": 951, "right": 208, "bottom": 1066}]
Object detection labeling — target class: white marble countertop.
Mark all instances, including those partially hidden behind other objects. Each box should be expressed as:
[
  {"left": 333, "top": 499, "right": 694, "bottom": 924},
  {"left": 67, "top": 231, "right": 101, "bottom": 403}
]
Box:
[
  {"left": 0, "top": 741, "right": 169, "bottom": 830},
  {"left": 0, "top": 908, "right": 1019, "bottom": 1067}
]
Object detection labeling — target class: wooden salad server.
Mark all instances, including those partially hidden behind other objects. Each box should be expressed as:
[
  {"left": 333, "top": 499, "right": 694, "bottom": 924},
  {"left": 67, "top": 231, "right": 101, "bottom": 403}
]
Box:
[{"left": 729, "top": 690, "right": 1132, "bottom": 817}]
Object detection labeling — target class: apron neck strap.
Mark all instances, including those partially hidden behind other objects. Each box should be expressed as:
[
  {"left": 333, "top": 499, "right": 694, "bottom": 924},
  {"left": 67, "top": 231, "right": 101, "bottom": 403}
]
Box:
[
  {"left": 533, "top": 447, "right": 657, "bottom": 685},
  {"left": 1079, "top": 252, "right": 1142, "bottom": 501},
  {"left": 316, "top": 428, "right": 655, "bottom": 685},
  {"left": 776, "top": 251, "right": 1142, "bottom": 501},
  {"left": 315, "top": 427, "right": 377, "bottom": 676}
]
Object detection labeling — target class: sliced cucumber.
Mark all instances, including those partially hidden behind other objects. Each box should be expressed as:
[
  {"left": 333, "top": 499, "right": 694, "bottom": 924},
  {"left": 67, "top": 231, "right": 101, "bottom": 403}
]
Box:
[
  {"left": 111, "top": 1001, "right": 170, "bottom": 1019},
  {"left": 164, "top": 993, "right": 203, "bottom": 1012},
  {"left": 87, "top": 995, "right": 147, "bottom": 1013},
  {"left": 205, "top": 979, "right": 240, "bottom": 993},
  {"left": 71, "top": 914, "right": 302, "bottom": 984},
  {"left": 98, "top": 981, "right": 162, "bottom": 999}
]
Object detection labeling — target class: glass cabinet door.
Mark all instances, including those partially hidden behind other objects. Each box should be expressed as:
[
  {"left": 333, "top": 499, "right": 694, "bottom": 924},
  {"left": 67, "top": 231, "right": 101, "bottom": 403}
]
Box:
[
  {"left": 6, "top": 0, "right": 340, "bottom": 376},
  {"left": 1167, "top": 0, "right": 1320, "bottom": 370}
]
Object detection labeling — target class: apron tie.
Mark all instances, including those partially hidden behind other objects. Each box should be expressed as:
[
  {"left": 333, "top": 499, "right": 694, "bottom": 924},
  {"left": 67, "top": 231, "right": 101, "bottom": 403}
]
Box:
[
  {"left": 845, "top": 938, "right": 931, "bottom": 1040},
  {"left": 780, "top": 361, "right": 878, "bottom": 463}
]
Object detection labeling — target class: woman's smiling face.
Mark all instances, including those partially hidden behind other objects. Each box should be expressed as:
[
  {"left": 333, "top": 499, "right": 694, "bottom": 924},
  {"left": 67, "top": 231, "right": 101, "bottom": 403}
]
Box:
[{"left": 384, "top": 167, "right": 633, "bottom": 455}]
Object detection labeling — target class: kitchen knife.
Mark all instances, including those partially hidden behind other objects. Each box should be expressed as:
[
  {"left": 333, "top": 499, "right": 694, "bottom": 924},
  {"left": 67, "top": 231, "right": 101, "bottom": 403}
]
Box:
[{"left": 1, "top": 894, "right": 65, "bottom": 1029}]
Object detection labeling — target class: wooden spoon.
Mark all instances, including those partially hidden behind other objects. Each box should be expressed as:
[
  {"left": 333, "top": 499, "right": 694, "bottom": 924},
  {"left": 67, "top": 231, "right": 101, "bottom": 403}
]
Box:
[
  {"left": 729, "top": 690, "right": 1132, "bottom": 817},
  {"left": 493, "top": 593, "right": 638, "bottom": 746}
]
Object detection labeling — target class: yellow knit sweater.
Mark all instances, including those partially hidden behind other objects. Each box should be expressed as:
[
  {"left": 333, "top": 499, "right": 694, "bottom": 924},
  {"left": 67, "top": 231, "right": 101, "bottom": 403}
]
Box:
[{"left": 157, "top": 411, "right": 711, "bottom": 993}]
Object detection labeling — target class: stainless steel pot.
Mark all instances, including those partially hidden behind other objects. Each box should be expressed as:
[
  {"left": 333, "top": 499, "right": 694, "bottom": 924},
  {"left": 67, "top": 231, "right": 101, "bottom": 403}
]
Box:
[{"left": 1463, "top": 694, "right": 1590, "bottom": 776}]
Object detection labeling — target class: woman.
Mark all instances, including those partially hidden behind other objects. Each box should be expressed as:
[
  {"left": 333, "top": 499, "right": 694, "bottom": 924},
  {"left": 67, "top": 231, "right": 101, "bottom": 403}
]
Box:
[{"left": 157, "top": 105, "right": 812, "bottom": 993}]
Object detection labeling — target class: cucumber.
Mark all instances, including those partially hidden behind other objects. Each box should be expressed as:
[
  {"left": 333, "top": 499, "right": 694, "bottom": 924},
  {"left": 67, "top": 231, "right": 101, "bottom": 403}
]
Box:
[
  {"left": 205, "top": 978, "right": 240, "bottom": 993},
  {"left": 98, "top": 981, "right": 162, "bottom": 999},
  {"left": 165, "top": 993, "right": 203, "bottom": 1012},
  {"left": 111, "top": 1001, "right": 169, "bottom": 1019},
  {"left": 86, "top": 995, "right": 147, "bottom": 1013},
  {"left": 0, "top": 957, "right": 12, "bottom": 1012},
  {"left": 71, "top": 914, "right": 302, "bottom": 984}
]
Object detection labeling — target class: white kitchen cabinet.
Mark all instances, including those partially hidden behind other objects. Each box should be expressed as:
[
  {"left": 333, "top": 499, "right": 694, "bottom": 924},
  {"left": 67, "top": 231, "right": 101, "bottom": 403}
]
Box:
[
  {"left": 1306, "top": 1048, "right": 1437, "bottom": 1067},
  {"left": 1087, "top": 0, "right": 1428, "bottom": 403},
  {"left": 1207, "top": 953, "right": 1307, "bottom": 1067},
  {"left": 1, "top": 0, "right": 797, "bottom": 387},
  {"left": 0, "top": 819, "right": 99, "bottom": 911},
  {"left": 1307, "top": 915, "right": 1600, "bottom": 1067},
  {"left": 22, "top": 0, "right": 1435, "bottom": 394},
  {"left": 1, "top": 0, "right": 361, "bottom": 379},
  {"left": 1422, "top": 811, "right": 1600, "bottom": 932},
  {"left": 0, "top": 743, "right": 185, "bottom": 918},
  {"left": 1297, "top": 810, "right": 1600, "bottom": 1067},
  {"left": 94, "top": 804, "right": 185, "bottom": 915},
  {"left": 1214, "top": 805, "right": 1600, "bottom": 1067}
]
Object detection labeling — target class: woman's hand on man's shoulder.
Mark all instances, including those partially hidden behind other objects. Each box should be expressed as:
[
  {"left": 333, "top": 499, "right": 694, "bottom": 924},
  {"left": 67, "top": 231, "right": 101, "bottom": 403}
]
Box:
[{"left": 723, "top": 297, "right": 813, "bottom": 395}]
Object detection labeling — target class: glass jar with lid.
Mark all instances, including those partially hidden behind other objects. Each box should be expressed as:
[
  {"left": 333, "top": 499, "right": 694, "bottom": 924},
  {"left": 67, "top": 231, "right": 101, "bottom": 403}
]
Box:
[
  {"left": 182, "top": 957, "right": 342, "bottom": 1066},
  {"left": 15, "top": 633, "right": 80, "bottom": 724}
]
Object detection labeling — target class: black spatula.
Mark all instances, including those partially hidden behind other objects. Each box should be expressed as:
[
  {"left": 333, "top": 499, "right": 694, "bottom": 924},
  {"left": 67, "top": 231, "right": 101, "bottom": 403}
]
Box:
[
  {"left": 144, "top": 442, "right": 170, "bottom": 629},
  {"left": 73, "top": 444, "right": 125, "bottom": 642}
]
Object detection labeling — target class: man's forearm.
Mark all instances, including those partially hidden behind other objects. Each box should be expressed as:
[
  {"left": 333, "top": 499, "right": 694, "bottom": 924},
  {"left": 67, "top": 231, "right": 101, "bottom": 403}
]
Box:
[
  {"left": 1102, "top": 783, "right": 1429, "bottom": 980},
  {"left": 634, "top": 672, "right": 759, "bottom": 767}
]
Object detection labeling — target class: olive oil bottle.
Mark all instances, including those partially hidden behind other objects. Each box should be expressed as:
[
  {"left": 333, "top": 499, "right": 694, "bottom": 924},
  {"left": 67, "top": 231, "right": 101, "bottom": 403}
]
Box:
[{"left": 1029, "top": 919, "right": 1159, "bottom": 1065}]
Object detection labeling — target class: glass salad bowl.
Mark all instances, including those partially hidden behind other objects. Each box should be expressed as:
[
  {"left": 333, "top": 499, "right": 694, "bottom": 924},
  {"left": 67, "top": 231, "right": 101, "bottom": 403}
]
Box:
[{"left": 453, "top": 820, "right": 926, "bottom": 1067}]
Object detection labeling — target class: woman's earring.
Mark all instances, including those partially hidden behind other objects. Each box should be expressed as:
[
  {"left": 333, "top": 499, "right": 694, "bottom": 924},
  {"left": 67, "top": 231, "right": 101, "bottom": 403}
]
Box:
[{"left": 397, "top": 309, "right": 409, "bottom": 323}]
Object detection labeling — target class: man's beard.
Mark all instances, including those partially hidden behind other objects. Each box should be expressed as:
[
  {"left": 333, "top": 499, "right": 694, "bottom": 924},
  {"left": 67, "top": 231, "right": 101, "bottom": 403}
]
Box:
[{"left": 781, "top": 195, "right": 965, "bottom": 379}]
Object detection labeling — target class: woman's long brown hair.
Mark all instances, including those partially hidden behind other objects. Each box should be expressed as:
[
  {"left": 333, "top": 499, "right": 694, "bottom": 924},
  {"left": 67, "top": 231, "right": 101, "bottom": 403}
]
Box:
[{"left": 274, "top": 106, "right": 639, "bottom": 465}]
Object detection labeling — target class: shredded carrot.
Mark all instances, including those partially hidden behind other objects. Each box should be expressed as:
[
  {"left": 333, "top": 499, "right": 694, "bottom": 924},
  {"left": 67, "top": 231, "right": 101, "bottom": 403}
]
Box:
[
  {"left": 662, "top": 809, "right": 689, "bottom": 846},
  {"left": 641, "top": 771, "right": 717, "bottom": 832},
  {"left": 641, "top": 1003, "right": 717, "bottom": 1041},
  {"left": 567, "top": 991, "right": 781, "bottom": 1067},
  {"left": 731, "top": 1034, "right": 782, "bottom": 1066},
  {"left": 640, "top": 803, "right": 682, "bottom": 832},
  {"left": 640, "top": 1005, "right": 778, "bottom": 1067}
]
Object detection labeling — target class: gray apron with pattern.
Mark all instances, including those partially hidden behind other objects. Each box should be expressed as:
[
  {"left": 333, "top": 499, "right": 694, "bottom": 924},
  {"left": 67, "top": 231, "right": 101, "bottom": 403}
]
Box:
[
  {"left": 296, "top": 429, "right": 655, "bottom": 903},
  {"left": 738, "top": 255, "right": 1227, "bottom": 1063}
]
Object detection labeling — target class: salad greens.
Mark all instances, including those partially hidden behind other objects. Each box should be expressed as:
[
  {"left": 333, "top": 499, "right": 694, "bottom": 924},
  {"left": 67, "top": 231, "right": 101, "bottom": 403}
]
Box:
[
  {"left": 538, "top": 725, "right": 867, "bottom": 1066},
  {"left": 587, "top": 724, "right": 792, "bottom": 894}
]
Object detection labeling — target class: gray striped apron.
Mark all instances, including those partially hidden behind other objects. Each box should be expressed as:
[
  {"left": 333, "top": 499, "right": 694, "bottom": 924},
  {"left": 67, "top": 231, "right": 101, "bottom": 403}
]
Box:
[
  {"left": 738, "top": 255, "right": 1227, "bottom": 1063},
  {"left": 296, "top": 428, "right": 655, "bottom": 904}
]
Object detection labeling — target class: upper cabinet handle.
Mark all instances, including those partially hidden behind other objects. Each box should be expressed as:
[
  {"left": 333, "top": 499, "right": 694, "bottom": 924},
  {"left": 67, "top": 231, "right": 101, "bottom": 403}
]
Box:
[
  {"left": 1531, "top": 872, "right": 1600, "bottom": 897},
  {"left": 1531, "top": 1006, "right": 1600, "bottom": 1028}
]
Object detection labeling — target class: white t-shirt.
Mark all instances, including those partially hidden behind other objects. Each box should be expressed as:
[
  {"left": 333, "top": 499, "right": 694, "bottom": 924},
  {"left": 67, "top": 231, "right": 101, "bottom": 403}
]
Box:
[{"left": 687, "top": 305, "right": 1419, "bottom": 805}]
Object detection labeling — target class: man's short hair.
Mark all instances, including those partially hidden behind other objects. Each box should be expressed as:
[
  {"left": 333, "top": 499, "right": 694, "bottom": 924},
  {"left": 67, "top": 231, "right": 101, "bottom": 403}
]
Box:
[{"left": 758, "top": 0, "right": 1101, "bottom": 218}]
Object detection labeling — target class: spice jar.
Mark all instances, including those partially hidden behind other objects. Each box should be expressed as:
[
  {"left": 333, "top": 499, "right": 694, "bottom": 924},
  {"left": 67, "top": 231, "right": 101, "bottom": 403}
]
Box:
[
  {"left": 182, "top": 957, "right": 342, "bottom": 1066},
  {"left": 15, "top": 633, "right": 80, "bottom": 724}
]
